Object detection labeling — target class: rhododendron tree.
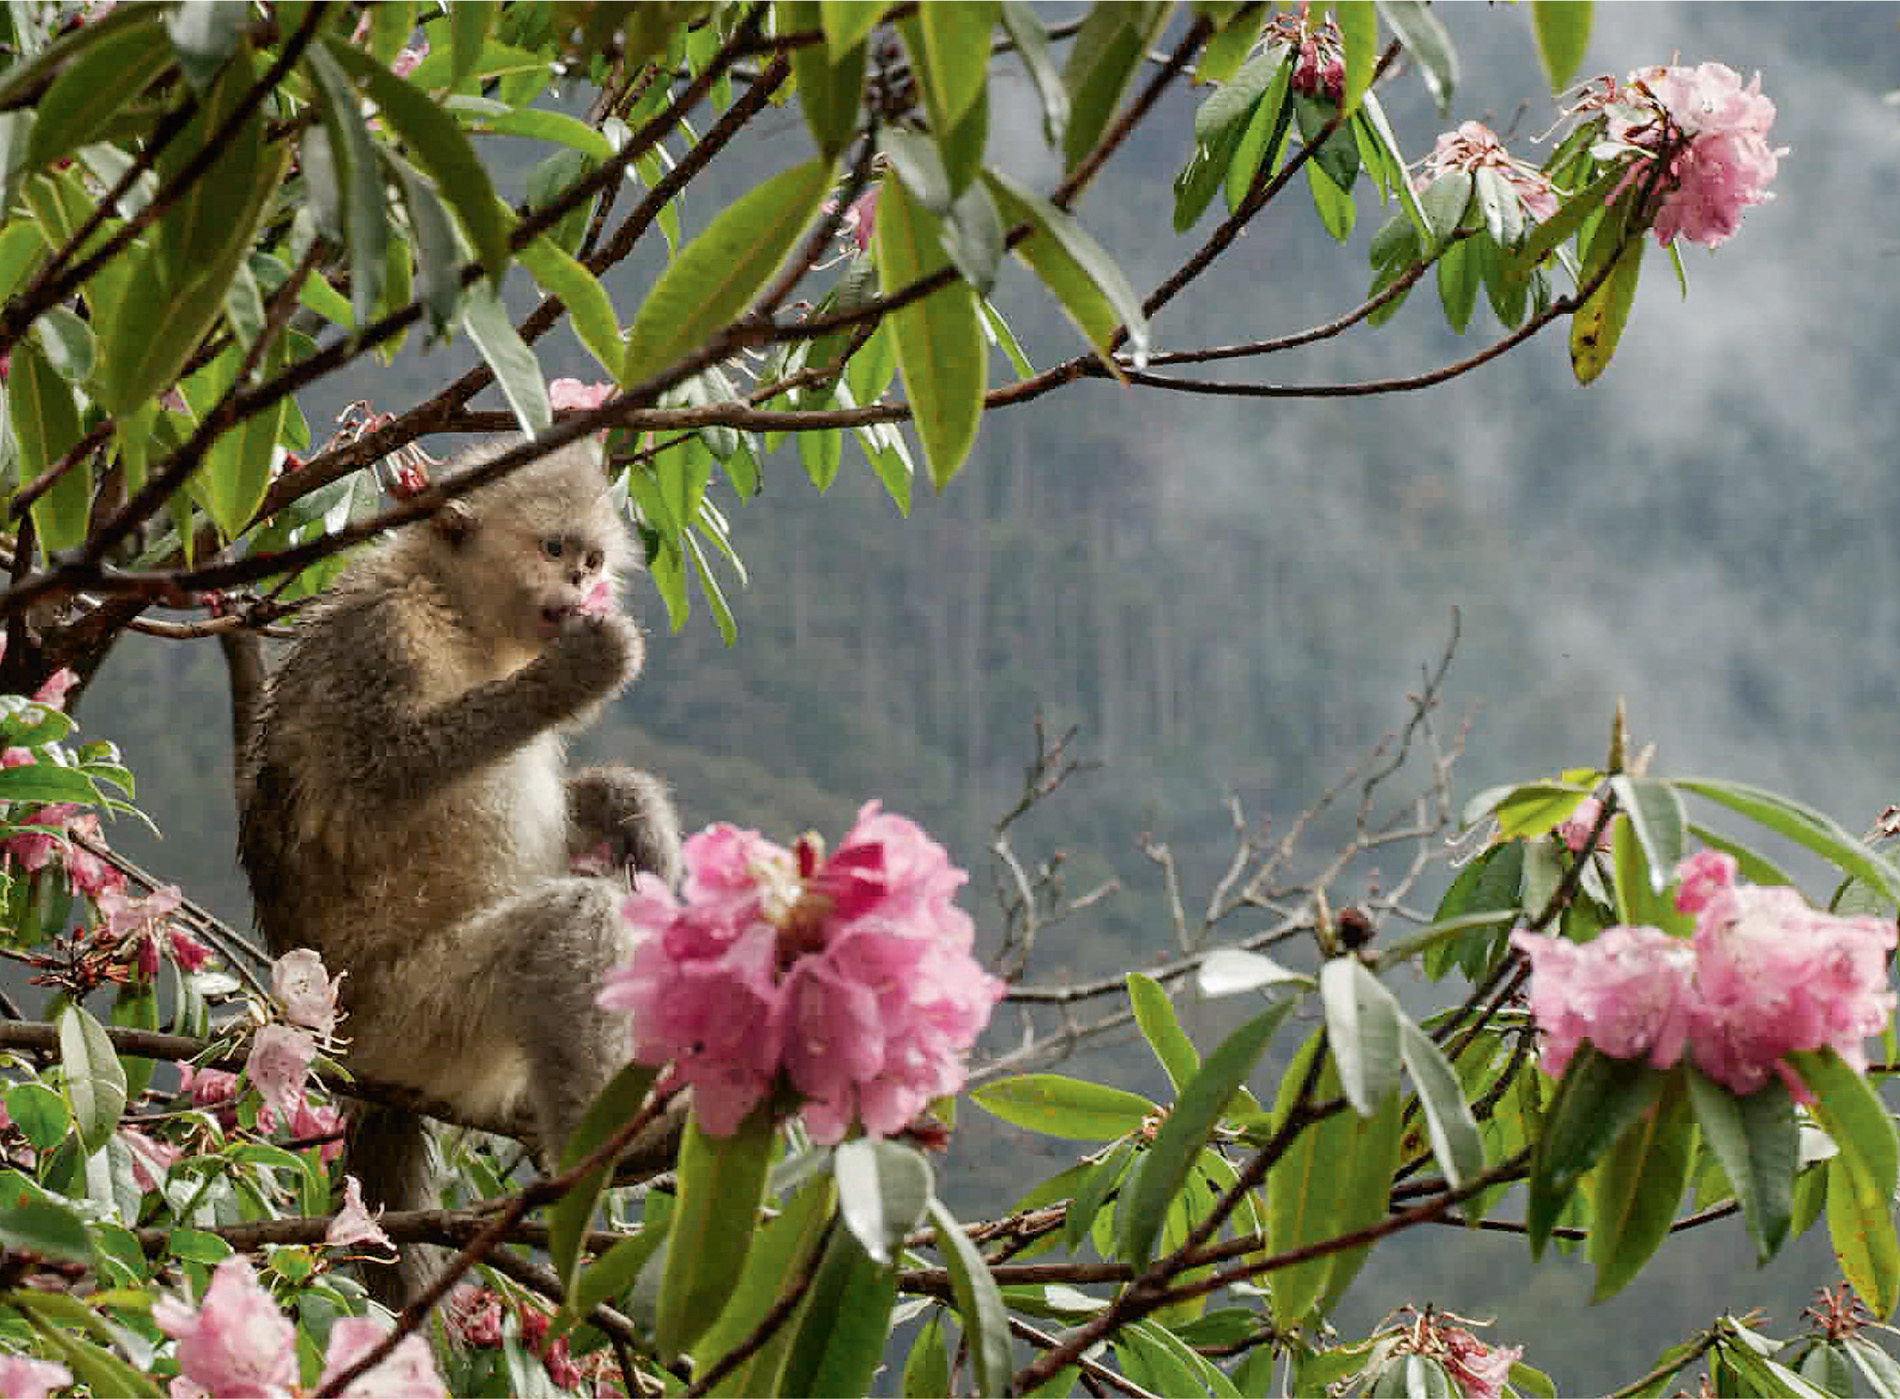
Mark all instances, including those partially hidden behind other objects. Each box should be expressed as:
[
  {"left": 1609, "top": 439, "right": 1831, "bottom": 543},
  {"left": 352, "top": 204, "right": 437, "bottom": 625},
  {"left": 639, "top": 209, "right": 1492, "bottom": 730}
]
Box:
[{"left": 0, "top": 5, "right": 1883, "bottom": 1399}]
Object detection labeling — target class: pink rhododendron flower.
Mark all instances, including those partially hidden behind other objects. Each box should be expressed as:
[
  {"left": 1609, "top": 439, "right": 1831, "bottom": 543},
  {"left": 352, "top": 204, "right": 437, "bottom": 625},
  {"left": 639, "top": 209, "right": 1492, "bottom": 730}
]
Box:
[
  {"left": 1685, "top": 883, "right": 1896, "bottom": 1095},
  {"left": 318, "top": 1316, "right": 449, "bottom": 1399},
  {"left": 841, "top": 187, "right": 879, "bottom": 254},
  {"left": 244, "top": 1024, "right": 317, "bottom": 1130},
  {"left": 3, "top": 803, "right": 85, "bottom": 873},
  {"left": 447, "top": 1285, "right": 506, "bottom": 1347},
  {"left": 326, "top": 1174, "right": 395, "bottom": 1254},
  {"left": 1511, "top": 924, "right": 1694, "bottom": 1079},
  {"left": 272, "top": 947, "right": 343, "bottom": 1038},
  {"left": 0, "top": 1353, "right": 73, "bottom": 1399},
  {"left": 1673, "top": 849, "right": 1738, "bottom": 914},
  {"left": 287, "top": 1097, "right": 347, "bottom": 1162},
  {"left": 152, "top": 1255, "right": 297, "bottom": 1399},
  {"left": 549, "top": 378, "right": 615, "bottom": 412},
  {"left": 179, "top": 1064, "right": 240, "bottom": 1129},
  {"left": 390, "top": 41, "right": 427, "bottom": 78},
  {"left": 1607, "top": 62, "right": 1784, "bottom": 247},
  {"left": 603, "top": 803, "right": 1004, "bottom": 1141},
  {"left": 1417, "top": 120, "right": 1559, "bottom": 223},
  {"left": 169, "top": 927, "right": 213, "bottom": 972},
  {"left": 31, "top": 668, "right": 78, "bottom": 709},
  {"left": 1440, "top": 1326, "right": 1523, "bottom": 1399},
  {"left": 122, "top": 1126, "right": 181, "bottom": 1193},
  {"left": 1552, "top": 795, "right": 1611, "bottom": 854}
]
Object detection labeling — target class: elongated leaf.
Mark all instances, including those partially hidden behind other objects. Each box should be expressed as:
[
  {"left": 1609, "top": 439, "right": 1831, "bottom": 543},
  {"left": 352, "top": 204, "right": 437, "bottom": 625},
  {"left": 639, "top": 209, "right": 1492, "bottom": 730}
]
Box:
[
  {"left": 1685, "top": 1065, "right": 1795, "bottom": 1264},
  {"left": 625, "top": 158, "right": 830, "bottom": 385},
  {"left": 464, "top": 107, "right": 614, "bottom": 159},
  {"left": 387, "top": 155, "right": 464, "bottom": 333},
  {"left": 780, "top": 1, "right": 864, "bottom": 157},
  {"left": 1569, "top": 228, "right": 1642, "bottom": 384},
  {"left": 1316, "top": 1082, "right": 1405, "bottom": 1316},
  {"left": 1320, "top": 958, "right": 1402, "bottom": 1117},
  {"left": 913, "top": 1, "right": 994, "bottom": 132},
  {"left": 1678, "top": 778, "right": 1900, "bottom": 905},
  {"left": 655, "top": 1104, "right": 777, "bottom": 1361},
  {"left": 1060, "top": 3, "right": 1162, "bottom": 174},
  {"left": 1000, "top": 0, "right": 1069, "bottom": 145},
  {"left": 1197, "top": 947, "right": 1314, "bottom": 998},
  {"left": 1531, "top": 1, "right": 1592, "bottom": 92},
  {"left": 819, "top": 0, "right": 888, "bottom": 59},
  {"left": 692, "top": 1175, "right": 837, "bottom": 1393},
  {"left": 27, "top": 18, "right": 173, "bottom": 171},
  {"left": 875, "top": 171, "right": 984, "bottom": 490},
  {"left": 0, "top": 1198, "right": 89, "bottom": 1261},
  {"left": 21, "top": 1302, "right": 161, "bottom": 1399},
  {"left": 1846, "top": 1336, "right": 1900, "bottom": 1399},
  {"left": 462, "top": 280, "right": 551, "bottom": 436},
  {"left": 548, "top": 1061, "right": 658, "bottom": 1296},
  {"left": 5, "top": 1083, "right": 69, "bottom": 1154},
  {"left": 448, "top": 0, "right": 495, "bottom": 86},
  {"left": 556, "top": 1231, "right": 663, "bottom": 1339},
  {"left": 971, "top": 1073, "right": 1154, "bottom": 1140},
  {"left": 1221, "top": 50, "right": 1294, "bottom": 217},
  {"left": 1333, "top": 1, "right": 1377, "bottom": 115},
  {"left": 518, "top": 235, "right": 621, "bottom": 377},
  {"left": 928, "top": 1198, "right": 1013, "bottom": 1398},
  {"left": 1589, "top": 1070, "right": 1692, "bottom": 1300},
  {"left": 983, "top": 167, "right": 1150, "bottom": 368},
  {"left": 1611, "top": 773, "right": 1685, "bottom": 893},
  {"left": 1265, "top": 1034, "right": 1341, "bottom": 1324},
  {"left": 1527, "top": 1046, "right": 1662, "bottom": 1254},
  {"left": 0, "top": 762, "right": 104, "bottom": 805},
  {"left": 779, "top": 1229, "right": 898, "bottom": 1399},
  {"left": 1373, "top": 0, "right": 1457, "bottom": 112},
  {"left": 835, "top": 1138, "right": 932, "bottom": 1265},
  {"left": 1121, "top": 1000, "right": 1292, "bottom": 1268},
  {"left": 1398, "top": 1015, "right": 1483, "bottom": 1187},
  {"left": 1790, "top": 1049, "right": 1900, "bottom": 1316},
  {"left": 6, "top": 335, "right": 89, "bottom": 554},
  {"left": 57, "top": 1005, "right": 125, "bottom": 1156},
  {"left": 1128, "top": 972, "right": 1201, "bottom": 1095},
  {"left": 1064, "top": 1138, "right": 1136, "bottom": 1253},
  {"left": 304, "top": 45, "right": 387, "bottom": 328}
]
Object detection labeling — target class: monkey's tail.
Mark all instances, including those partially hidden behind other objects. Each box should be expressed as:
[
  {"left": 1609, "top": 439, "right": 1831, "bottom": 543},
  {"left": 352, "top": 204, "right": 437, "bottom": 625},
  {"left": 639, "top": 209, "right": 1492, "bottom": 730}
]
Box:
[{"left": 349, "top": 1103, "right": 446, "bottom": 1311}]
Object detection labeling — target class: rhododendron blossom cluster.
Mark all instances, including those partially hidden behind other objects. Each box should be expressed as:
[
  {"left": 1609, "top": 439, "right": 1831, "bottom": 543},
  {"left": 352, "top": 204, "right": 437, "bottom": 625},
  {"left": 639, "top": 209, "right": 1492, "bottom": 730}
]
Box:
[
  {"left": 1599, "top": 61, "right": 1784, "bottom": 247},
  {"left": 1416, "top": 120, "right": 1559, "bottom": 223},
  {"left": 1513, "top": 852, "right": 1897, "bottom": 1095},
  {"left": 600, "top": 803, "right": 1005, "bottom": 1140}
]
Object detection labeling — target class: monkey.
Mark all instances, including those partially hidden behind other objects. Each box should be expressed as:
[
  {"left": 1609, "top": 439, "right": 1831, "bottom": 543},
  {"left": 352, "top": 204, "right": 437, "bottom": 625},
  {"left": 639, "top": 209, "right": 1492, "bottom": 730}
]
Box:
[{"left": 236, "top": 439, "right": 682, "bottom": 1305}]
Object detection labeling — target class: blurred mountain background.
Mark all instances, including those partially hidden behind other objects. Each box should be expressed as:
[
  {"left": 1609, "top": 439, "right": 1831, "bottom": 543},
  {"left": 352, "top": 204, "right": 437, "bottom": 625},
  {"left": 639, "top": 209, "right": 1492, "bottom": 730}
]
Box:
[{"left": 75, "top": 4, "right": 1900, "bottom": 1388}]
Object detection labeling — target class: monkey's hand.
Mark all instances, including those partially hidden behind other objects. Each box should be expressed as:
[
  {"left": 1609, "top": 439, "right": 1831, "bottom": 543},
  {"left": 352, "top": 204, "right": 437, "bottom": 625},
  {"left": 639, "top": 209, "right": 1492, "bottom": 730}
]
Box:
[
  {"left": 569, "top": 765, "right": 683, "bottom": 887},
  {"left": 533, "top": 613, "right": 644, "bottom": 713}
]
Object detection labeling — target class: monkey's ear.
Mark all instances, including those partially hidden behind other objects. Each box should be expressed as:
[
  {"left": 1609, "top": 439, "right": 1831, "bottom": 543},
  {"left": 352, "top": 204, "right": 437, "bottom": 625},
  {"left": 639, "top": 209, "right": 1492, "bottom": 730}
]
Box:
[{"left": 434, "top": 500, "right": 477, "bottom": 547}]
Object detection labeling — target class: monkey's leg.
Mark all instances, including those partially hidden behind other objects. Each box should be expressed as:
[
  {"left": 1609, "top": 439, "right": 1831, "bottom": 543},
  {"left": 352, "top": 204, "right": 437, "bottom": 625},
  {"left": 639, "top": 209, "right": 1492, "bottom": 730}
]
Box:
[{"left": 567, "top": 765, "right": 683, "bottom": 887}]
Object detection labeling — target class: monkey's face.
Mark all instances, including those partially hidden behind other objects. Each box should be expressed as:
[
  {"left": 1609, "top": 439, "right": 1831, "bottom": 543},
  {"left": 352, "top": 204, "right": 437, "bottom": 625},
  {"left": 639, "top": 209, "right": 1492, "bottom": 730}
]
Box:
[{"left": 519, "top": 529, "right": 616, "bottom": 639}]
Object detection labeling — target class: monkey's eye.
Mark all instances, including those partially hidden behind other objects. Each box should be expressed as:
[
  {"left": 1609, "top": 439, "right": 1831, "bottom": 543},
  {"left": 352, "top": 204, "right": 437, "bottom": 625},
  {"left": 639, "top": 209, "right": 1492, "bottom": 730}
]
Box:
[
  {"left": 585, "top": 549, "right": 604, "bottom": 571},
  {"left": 542, "top": 538, "right": 566, "bottom": 560}
]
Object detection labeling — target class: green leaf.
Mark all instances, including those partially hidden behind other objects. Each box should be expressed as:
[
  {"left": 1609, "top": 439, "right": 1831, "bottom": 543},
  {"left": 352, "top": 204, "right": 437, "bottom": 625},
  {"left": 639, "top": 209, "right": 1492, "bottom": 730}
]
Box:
[
  {"left": 1060, "top": 2, "right": 1163, "bottom": 173},
  {"left": 1372, "top": 0, "right": 1457, "bottom": 113},
  {"left": 518, "top": 235, "right": 621, "bottom": 377},
  {"left": 691, "top": 1173, "right": 837, "bottom": 1394},
  {"left": 970, "top": 1073, "right": 1155, "bottom": 1140},
  {"left": 778, "top": 1229, "right": 898, "bottom": 1399},
  {"left": 163, "top": 0, "right": 244, "bottom": 88},
  {"left": 1128, "top": 972, "right": 1202, "bottom": 1095},
  {"left": 983, "top": 166, "right": 1150, "bottom": 369},
  {"left": 1266, "top": 1035, "right": 1347, "bottom": 1325},
  {"left": 1120, "top": 1000, "right": 1292, "bottom": 1268},
  {"left": 1609, "top": 774, "right": 1684, "bottom": 894},
  {"left": 462, "top": 280, "right": 551, "bottom": 437},
  {"left": 1588, "top": 1069, "right": 1692, "bottom": 1301},
  {"left": 1678, "top": 778, "right": 1900, "bottom": 906},
  {"left": 548, "top": 1061, "right": 658, "bottom": 1297},
  {"left": 1569, "top": 226, "right": 1642, "bottom": 384},
  {"left": 1463, "top": 779, "right": 1589, "bottom": 841},
  {"left": 303, "top": 44, "right": 388, "bottom": 330},
  {"left": 999, "top": 0, "right": 1069, "bottom": 145},
  {"left": 463, "top": 106, "right": 614, "bottom": 158},
  {"left": 1197, "top": 947, "right": 1314, "bottom": 998},
  {"left": 834, "top": 1138, "right": 933, "bottom": 1265},
  {"left": 1316, "top": 1083, "right": 1405, "bottom": 1317},
  {"left": 1333, "top": 1, "right": 1378, "bottom": 115},
  {"left": 780, "top": 1, "right": 864, "bottom": 157},
  {"left": 57, "top": 1005, "right": 126, "bottom": 1156},
  {"left": 0, "top": 763, "right": 103, "bottom": 807},
  {"left": 1064, "top": 1138, "right": 1136, "bottom": 1253},
  {"left": 1789, "top": 1049, "right": 1900, "bottom": 1316},
  {"left": 386, "top": 154, "right": 464, "bottom": 334},
  {"left": 1527, "top": 1046, "right": 1662, "bottom": 1255},
  {"left": 819, "top": 1, "right": 888, "bottom": 60},
  {"left": 655, "top": 1103, "right": 777, "bottom": 1361},
  {"left": 19, "top": 1299, "right": 160, "bottom": 1399},
  {"left": 1435, "top": 236, "right": 1478, "bottom": 334},
  {"left": 916, "top": 1, "right": 995, "bottom": 131},
  {"left": 26, "top": 18, "right": 173, "bottom": 172},
  {"left": 928, "top": 1198, "right": 1013, "bottom": 1399},
  {"left": 1530, "top": 1, "right": 1592, "bottom": 92},
  {"left": 1320, "top": 958, "right": 1401, "bottom": 1118},
  {"left": 1221, "top": 51, "right": 1295, "bottom": 217},
  {"left": 1398, "top": 1015, "right": 1484, "bottom": 1188},
  {"left": 0, "top": 1198, "right": 90, "bottom": 1262},
  {"left": 875, "top": 171, "right": 984, "bottom": 490},
  {"left": 6, "top": 335, "right": 89, "bottom": 555},
  {"left": 449, "top": 0, "right": 496, "bottom": 86},
  {"left": 325, "top": 39, "right": 512, "bottom": 280},
  {"left": 5, "top": 1082, "right": 69, "bottom": 1153},
  {"left": 1685, "top": 1065, "right": 1795, "bottom": 1264},
  {"left": 625, "top": 158, "right": 830, "bottom": 385},
  {"left": 1845, "top": 1336, "right": 1900, "bottom": 1399}
]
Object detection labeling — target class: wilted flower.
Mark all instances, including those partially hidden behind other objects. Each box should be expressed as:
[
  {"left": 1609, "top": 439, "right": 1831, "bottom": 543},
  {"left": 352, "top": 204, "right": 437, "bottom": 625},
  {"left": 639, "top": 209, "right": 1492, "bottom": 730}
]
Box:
[
  {"left": 121, "top": 1126, "right": 181, "bottom": 1193},
  {"left": 1511, "top": 923, "right": 1695, "bottom": 1080},
  {"left": 326, "top": 1175, "right": 395, "bottom": 1255},
  {"left": 1604, "top": 61, "right": 1784, "bottom": 247},
  {"left": 244, "top": 1024, "right": 317, "bottom": 1130},
  {"left": 317, "top": 1316, "right": 448, "bottom": 1399},
  {"left": 1417, "top": 120, "right": 1559, "bottom": 223},
  {"left": 1686, "top": 882, "right": 1896, "bottom": 1095},
  {"left": 272, "top": 947, "right": 343, "bottom": 1038},
  {"left": 602, "top": 803, "right": 1005, "bottom": 1141},
  {"left": 0, "top": 1353, "right": 73, "bottom": 1399},
  {"left": 447, "top": 1285, "right": 506, "bottom": 1348},
  {"left": 1439, "top": 1324, "right": 1524, "bottom": 1399},
  {"left": 152, "top": 1255, "right": 297, "bottom": 1399}
]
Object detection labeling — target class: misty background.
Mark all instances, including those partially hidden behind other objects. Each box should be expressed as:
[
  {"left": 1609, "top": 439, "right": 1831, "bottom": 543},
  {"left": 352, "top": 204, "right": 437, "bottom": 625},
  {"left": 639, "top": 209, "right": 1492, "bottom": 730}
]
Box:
[{"left": 73, "top": 4, "right": 1900, "bottom": 1389}]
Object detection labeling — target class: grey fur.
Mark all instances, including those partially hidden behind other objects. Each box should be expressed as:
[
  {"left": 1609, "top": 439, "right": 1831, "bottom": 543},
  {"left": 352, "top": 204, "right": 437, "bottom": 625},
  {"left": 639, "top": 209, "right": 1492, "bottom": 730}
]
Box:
[{"left": 236, "top": 442, "right": 681, "bottom": 1307}]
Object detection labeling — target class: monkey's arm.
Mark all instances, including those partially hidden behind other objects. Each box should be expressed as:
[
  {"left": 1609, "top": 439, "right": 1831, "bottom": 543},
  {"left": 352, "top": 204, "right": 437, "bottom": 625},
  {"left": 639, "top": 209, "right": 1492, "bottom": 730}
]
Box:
[
  {"left": 568, "top": 766, "right": 683, "bottom": 886},
  {"left": 353, "top": 615, "right": 640, "bottom": 806}
]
